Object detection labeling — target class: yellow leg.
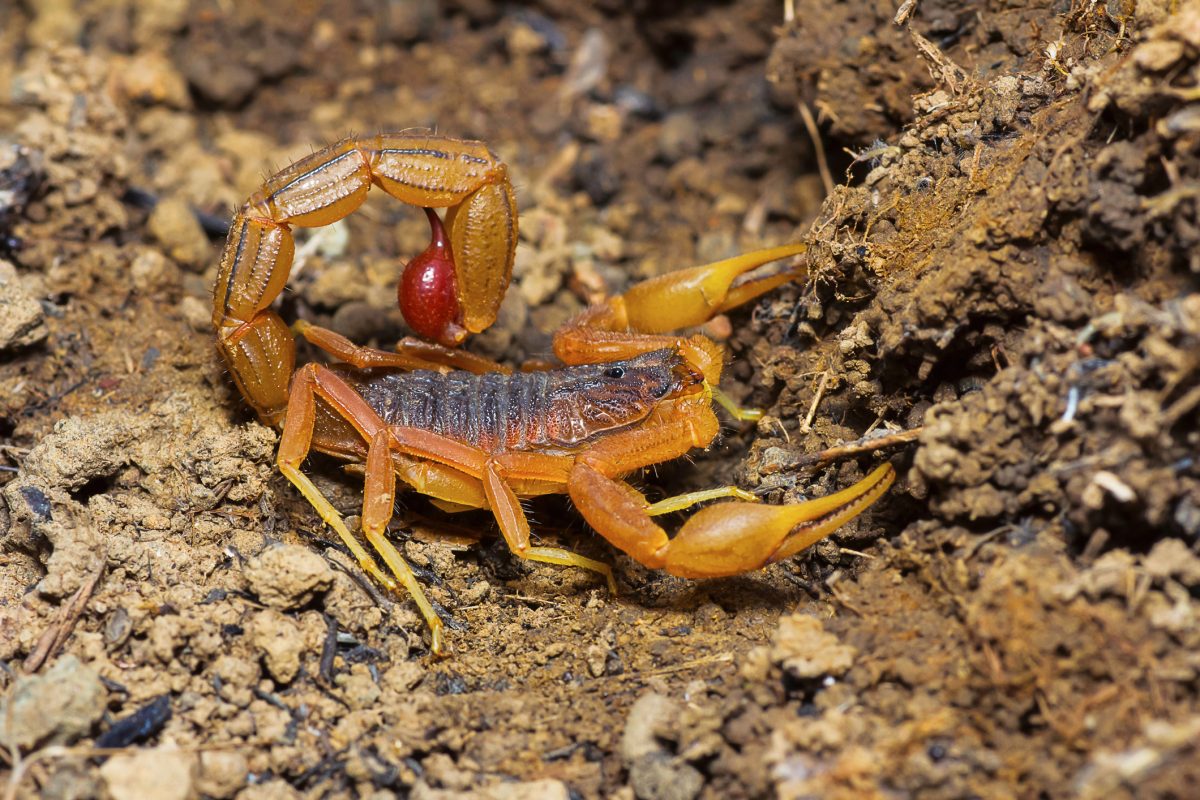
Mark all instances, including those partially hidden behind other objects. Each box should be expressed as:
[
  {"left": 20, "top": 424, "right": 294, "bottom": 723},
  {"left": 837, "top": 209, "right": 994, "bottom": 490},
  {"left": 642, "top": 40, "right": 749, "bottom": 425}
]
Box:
[
  {"left": 277, "top": 462, "right": 398, "bottom": 591},
  {"left": 361, "top": 429, "right": 445, "bottom": 656},
  {"left": 372, "top": 431, "right": 616, "bottom": 594},
  {"left": 280, "top": 457, "right": 445, "bottom": 655},
  {"left": 360, "top": 530, "right": 445, "bottom": 655},
  {"left": 711, "top": 386, "right": 763, "bottom": 422},
  {"left": 525, "top": 547, "right": 618, "bottom": 594},
  {"left": 480, "top": 460, "right": 618, "bottom": 593},
  {"left": 646, "top": 486, "right": 760, "bottom": 516},
  {"left": 278, "top": 364, "right": 447, "bottom": 654}
]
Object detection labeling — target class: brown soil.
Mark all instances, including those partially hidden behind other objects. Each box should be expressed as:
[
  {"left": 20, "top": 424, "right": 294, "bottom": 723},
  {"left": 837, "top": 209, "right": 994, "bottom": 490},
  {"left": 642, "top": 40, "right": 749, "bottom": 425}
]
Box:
[{"left": 1, "top": 2, "right": 1198, "bottom": 799}]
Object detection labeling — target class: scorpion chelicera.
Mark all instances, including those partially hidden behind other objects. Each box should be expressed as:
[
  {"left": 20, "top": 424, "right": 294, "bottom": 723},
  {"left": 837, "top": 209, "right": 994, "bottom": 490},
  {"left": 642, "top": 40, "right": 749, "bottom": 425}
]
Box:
[{"left": 212, "top": 133, "right": 895, "bottom": 654}]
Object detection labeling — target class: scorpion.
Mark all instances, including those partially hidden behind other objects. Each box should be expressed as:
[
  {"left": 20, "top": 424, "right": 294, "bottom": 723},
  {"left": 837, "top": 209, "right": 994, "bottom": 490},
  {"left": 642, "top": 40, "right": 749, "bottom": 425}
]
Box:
[{"left": 212, "top": 133, "right": 895, "bottom": 654}]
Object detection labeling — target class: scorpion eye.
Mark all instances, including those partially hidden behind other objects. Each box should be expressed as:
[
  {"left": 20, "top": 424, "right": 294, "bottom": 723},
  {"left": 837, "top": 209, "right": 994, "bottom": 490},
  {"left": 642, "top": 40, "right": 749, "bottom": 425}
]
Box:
[{"left": 604, "top": 366, "right": 626, "bottom": 379}]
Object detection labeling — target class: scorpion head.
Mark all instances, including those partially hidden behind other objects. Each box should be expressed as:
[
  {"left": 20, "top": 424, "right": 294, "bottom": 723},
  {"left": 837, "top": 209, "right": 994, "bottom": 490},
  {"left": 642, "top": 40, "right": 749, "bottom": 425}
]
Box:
[{"left": 547, "top": 348, "right": 704, "bottom": 446}]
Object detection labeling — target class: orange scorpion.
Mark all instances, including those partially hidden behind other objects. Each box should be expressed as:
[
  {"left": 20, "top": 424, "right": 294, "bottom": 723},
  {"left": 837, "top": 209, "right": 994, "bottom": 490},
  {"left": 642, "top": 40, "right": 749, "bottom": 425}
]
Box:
[{"left": 212, "top": 133, "right": 895, "bottom": 654}]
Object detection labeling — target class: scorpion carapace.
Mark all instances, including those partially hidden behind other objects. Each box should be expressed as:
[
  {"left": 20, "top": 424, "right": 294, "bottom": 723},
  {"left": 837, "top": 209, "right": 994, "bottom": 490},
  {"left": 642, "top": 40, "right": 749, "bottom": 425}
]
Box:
[{"left": 213, "top": 132, "right": 895, "bottom": 655}]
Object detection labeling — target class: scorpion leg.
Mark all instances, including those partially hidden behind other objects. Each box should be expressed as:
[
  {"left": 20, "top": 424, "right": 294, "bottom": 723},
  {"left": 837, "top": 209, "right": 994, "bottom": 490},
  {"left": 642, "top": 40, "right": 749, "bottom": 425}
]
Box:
[
  {"left": 391, "top": 337, "right": 510, "bottom": 375},
  {"left": 289, "top": 365, "right": 594, "bottom": 649},
  {"left": 295, "top": 320, "right": 509, "bottom": 375},
  {"left": 482, "top": 453, "right": 617, "bottom": 593},
  {"left": 567, "top": 399, "right": 895, "bottom": 578},
  {"left": 566, "top": 399, "right": 722, "bottom": 566},
  {"left": 278, "top": 363, "right": 446, "bottom": 654},
  {"left": 709, "top": 386, "right": 764, "bottom": 422},
  {"left": 376, "top": 429, "right": 617, "bottom": 591},
  {"left": 644, "top": 485, "right": 760, "bottom": 515}
]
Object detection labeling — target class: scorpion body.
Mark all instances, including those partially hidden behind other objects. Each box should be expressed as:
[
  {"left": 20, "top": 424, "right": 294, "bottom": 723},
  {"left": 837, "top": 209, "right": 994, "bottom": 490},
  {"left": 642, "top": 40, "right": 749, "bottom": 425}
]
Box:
[
  {"left": 213, "top": 132, "right": 896, "bottom": 654},
  {"left": 346, "top": 349, "right": 696, "bottom": 454}
]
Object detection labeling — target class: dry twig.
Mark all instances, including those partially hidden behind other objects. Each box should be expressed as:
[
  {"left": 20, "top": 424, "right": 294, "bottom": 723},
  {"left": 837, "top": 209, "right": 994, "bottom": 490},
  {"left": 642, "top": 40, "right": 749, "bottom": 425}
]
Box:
[
  {"left": 894, "top": 0, "right": 920, "bottom": 25},
  {"left": 910, "top": 30, "right": 968, "bottom": 94},
  {"left": 22, "top": 563, "right": 105, "bottom": 673},
  {"left": 798, "top": 104, "right": 834, "bottom": 197},
  {"left": 761, "top": 426, "right": 923, "bottom": 475},
  {"left": 799, "top": 370, "right": 831, "bottom": 434}
]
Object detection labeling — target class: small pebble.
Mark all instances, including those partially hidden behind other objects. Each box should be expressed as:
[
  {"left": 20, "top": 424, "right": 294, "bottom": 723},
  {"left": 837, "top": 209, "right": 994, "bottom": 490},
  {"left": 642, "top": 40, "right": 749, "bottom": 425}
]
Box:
[
  {"left": 196, "top": 750, "right": 249, "bottom": 799},
  {"left": 630, "top": 753, "right": 703, "bottom": 800},
  {"left": 657, "top": 112, "right": 702, "bottom": 162},
  {"left": 131, "top": 249, "right": 179, "bottom": 292},
  {"left": 0, "top": 260, "right": 47, "bottom": 349},
  {"left": 100, "top": 744, "right": 196, "bottom": 800},
  {"left": 178, "top": 294, "right": 211, "bottom": 332},
  {"left": 113, "top": 51, "right": 191, "bottom": 108},
  {"left": 507, "top": 22, "right": 548, "bottom": 57},
  {"left": 243, "top": 543, "right": 335, "bottom": 610},
  {"left": 148, "top": 196, "right": 209, "bottom": 270},
  {"left": 0, "top": 655, "right": 107, "bottom": 748}
]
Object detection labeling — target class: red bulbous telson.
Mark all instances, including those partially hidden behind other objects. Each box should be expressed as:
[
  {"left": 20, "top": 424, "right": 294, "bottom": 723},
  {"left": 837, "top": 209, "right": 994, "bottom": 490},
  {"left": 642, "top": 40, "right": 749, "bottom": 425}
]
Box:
[{"left": 398, "top": 208, "right": 467, "bottom": 347}]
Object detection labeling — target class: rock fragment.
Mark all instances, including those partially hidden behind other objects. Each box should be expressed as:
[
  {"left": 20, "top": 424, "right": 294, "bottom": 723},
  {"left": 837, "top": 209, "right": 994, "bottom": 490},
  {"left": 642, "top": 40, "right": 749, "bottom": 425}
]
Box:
[
  {"left": 770, "top": 613, "right": 857, "bottom": 679},
  {"left": 411, "top": 779, "right": 571, "bottom": 800},
  {"left": 148, "top": 195, "right": 209, "bottom": 269},
  {"left": 100, "top": 744, "right": 196, "bottom": 800},
  {"left": 247, "top": 608, "right": 305, "bottom": 683},
  {"left": 0, "top": 655, "right": 107, "bottom": 748},
  {"left": 243, "top": 543, "right": 334, "bottom": 610},
  {"left": 196, "top": 750, "right": 249, "bottom": 799},
  {"left": 0, "top": 259, "right": 46, "bottom": 350},
  {"left": 622, "top": 693, "right": 704, "bottom": 800}
]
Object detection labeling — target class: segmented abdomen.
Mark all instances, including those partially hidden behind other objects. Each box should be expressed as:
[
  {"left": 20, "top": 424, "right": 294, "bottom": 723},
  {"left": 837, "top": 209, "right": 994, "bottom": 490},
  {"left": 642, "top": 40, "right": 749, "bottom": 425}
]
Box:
[{"left": 354, "top": 369, "right": 556, "bottom": 452}]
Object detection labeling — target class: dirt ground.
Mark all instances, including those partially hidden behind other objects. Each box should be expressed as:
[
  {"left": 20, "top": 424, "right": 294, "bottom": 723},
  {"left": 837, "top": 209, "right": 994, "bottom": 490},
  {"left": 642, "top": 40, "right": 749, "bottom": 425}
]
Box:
[{"left": 1, "top": 1, "right": 1198, "bottom": 798}]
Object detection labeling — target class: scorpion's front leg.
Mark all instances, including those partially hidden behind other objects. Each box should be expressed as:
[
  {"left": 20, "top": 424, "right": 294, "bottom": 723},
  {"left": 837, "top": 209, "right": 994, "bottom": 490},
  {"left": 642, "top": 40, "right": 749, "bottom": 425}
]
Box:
[{"left": 567, "top": 400, "right": 895, "bottom": 578}]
